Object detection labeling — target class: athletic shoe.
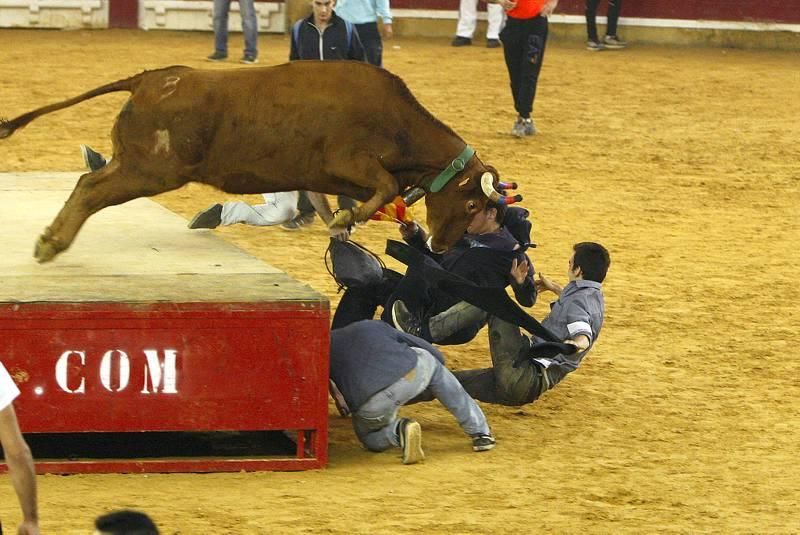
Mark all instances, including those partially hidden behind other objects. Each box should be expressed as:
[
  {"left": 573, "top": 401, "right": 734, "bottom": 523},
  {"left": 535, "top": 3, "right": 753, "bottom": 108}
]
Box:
[
  {"left": 398, "top": 418, "right": 424, "bottom": 465},
  {"left": 240, "top": 54, "right": 259, "bottom": 64},
  {"left": 472, "top": 434, "right": 496, "bottom": 452},
  {"left": 391, "top": 300, "right": 423, "bottom": 338},
  {"left": 451, "top": 36, "right": 472, "bottom": 47},
  {"left": 603, "top": 35, "right": 627, "bottom": 49},
  {"left": 80, "top": 144, "right": 107, "bottom": 172},
  {"left": 512, "top": 117, "right": 535, "bottom": 137},
  {"left": 486, "top": 38, "right": 501, "bottom": 49},
  {"left": 586, "top": 40, "right": 605, "bottom": 52},
  {"left": 522, "top": 118, "right": 536, "bottom": 136},
  {"left": 188, "top": 203, "right": 223, "bottom": 229},
  {"left": 280, "top": 212, "right": 316, "bottom": 231},
  {"left": 207, "top": 51, "right": 228, "bottom": 62}
]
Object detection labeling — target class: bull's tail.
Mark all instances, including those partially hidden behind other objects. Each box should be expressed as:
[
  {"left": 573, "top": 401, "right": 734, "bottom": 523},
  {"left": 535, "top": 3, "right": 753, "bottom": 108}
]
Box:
[{"left": 0, "top": 73, "right": 145, "bottom": 140}]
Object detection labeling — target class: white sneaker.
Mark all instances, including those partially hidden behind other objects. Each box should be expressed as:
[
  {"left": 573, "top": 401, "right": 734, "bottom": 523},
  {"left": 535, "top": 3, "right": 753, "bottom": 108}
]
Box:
[
  {"left": 586, "top": 40, "right": 605, "bottom": 52},
  {"left": 603, "top": 35, "right": 627, "bottom": 49}
]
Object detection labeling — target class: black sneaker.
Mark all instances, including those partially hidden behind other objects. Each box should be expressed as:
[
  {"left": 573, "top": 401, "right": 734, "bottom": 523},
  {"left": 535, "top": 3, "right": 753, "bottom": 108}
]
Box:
[
  {"left": 391, "top": 300, "right": 423, "bottom": 337},
  {"left": 188, "top": 203, "right": 223, "bottom": 229},
  {"left": 240, "top": 54, "right": 259, "bottom": 65},
  {"left": 451, "top": 36, "right": 472, "bottom": 47},
  {"left": 207, "top": 51, "right": 227, "bottom": 62},
  {"left": 280, "top": 212, "right": 316, "bottom": 231},
  {"left": 397, "top": 418, "right": 424, "bottom": 465},
  {"left": 80, "top": 145, "right": 107, "bottom": 172},
  {"left": 472, "top": 434, "right": 496, "bottom": 452},
  {"left": 486, "top": 38, "right": 501, "bottom": 49}
]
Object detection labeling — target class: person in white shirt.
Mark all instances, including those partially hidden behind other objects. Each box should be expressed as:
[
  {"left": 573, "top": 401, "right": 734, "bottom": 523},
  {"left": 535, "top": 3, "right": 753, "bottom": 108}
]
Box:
[{"left": 0, "top": 361, "right": 39, "bottom": 535}]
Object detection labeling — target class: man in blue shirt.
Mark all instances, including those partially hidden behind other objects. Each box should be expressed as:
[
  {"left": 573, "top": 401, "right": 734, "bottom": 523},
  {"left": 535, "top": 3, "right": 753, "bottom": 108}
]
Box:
[
  {"left": 455, "top": 242, "right": 609, "bottom": 405},
  {"left": 334, "top": 0, "right": 393, "bottom": 66},
  {"left": 330, "top": 320, "right": 495, "bottom": 464}
]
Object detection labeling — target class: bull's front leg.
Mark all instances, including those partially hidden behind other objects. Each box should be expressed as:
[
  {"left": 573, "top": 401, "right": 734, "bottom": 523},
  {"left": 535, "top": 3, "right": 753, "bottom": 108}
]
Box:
[
  {"left": 326, "top": 153, "right": 399, "bottom": 229},
  {"left": 35, "top": 164, "right": 173, "bottom": 262}
]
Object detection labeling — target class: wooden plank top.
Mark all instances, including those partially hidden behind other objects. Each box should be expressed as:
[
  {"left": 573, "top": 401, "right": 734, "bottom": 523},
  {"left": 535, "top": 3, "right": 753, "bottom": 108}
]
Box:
[{"left": 0, "top": 173, "right": 326, "bottom": 304}]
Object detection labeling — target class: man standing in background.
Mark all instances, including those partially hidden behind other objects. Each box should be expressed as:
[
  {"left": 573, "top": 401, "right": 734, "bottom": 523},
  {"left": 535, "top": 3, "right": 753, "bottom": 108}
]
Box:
[
  {"left": 452, "top": 0, "right": 505, "bottom": 48},
  {"left": 335, "top": 0, "right": 393, "bottom": 66},
  {"left": 207, "top": 0, "right": 259, "bottom": 63},
  {"left": 585, "top": 0, "right": 627, "bottom": 51}
]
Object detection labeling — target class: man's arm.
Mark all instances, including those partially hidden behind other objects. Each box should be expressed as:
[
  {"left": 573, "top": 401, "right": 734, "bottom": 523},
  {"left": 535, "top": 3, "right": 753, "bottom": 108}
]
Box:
[
  {"left": 306, "top": 192, "right": 350, "bottom": 241},
  {"left": 289, "top": 22, "right": 301, "bottom": 60},
  {"left": 0, "top": 405, "right": 39, "bottom": 535},
  {"left": 376, "top": 0, "right": 393, "bottom": 38},
  {"left": 534, "top": 272, "right": 562, "bottom": 296}
]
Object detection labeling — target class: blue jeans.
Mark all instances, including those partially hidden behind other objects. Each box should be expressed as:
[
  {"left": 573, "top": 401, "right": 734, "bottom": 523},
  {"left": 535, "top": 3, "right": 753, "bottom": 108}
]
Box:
[
  {"left": 212, "top": 0, "right": 258, "bottom": 57},
  {"left": 353, "top": 348, "right": 490, "bottom": 452}
]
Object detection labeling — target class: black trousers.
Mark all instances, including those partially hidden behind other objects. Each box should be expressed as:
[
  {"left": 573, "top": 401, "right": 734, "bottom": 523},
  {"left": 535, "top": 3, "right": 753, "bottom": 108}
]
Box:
[
  {"left": 297, "top": 191, "right": 357, "bottom": 217},
  {"left": 585, "top": 0, "right": 623, "bottom": 42},
  {"left": 500, "top": 15, "right": 549, "bottom": 120},
  {"left": 331, "top": 261, "right": 481, "bottom": 345},
  {"left": 355, "top": 22, "right": 383, "bottom": 67}
]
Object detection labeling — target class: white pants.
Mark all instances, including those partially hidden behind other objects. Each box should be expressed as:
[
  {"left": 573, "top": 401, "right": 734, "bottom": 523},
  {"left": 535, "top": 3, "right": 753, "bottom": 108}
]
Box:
[
  {"left": 456, "top": 0, "right": 506, "bottom": 40},
  {"left": 220, "top": 191, "right": 299, "bottom": 226}
]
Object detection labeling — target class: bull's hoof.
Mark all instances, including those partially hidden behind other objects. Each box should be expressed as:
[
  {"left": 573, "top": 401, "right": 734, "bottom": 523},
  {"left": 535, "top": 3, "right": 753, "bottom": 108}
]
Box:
[
  {"left": 34, "top": 236, "right": 60, "bottom": 263},
  {"left": 330, "top": 208, "right": 355, "bottom": 229}
]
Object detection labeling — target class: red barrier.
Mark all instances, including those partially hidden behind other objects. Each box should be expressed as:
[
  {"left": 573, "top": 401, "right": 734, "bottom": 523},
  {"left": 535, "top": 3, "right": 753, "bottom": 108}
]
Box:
[{"left": 1, "top": 297, "right": 329, "bottom": 473}]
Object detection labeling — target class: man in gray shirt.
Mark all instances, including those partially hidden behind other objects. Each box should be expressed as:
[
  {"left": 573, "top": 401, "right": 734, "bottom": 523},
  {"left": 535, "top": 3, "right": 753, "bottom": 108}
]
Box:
[
  {"left": 454, "top": 242, "right": 610, "bottom": 405},
  {"left": 330, "top": 320, "right": 495, "bottom": 464}
]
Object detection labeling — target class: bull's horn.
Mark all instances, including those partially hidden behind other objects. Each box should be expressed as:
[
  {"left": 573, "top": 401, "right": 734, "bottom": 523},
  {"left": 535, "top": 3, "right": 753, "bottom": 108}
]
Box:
[
  {"left": 481, "top": 172, "right": 523, "bottom": 206},
  {"left": 401, "top": 187, "right": 426, "bottom": 206},
  {"left": 481, "top": 173, "right": 502, "bottom": 203}
]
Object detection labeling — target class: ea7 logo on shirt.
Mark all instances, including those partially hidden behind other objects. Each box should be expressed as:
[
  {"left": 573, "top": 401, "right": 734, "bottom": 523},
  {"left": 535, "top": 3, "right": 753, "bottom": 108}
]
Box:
[{"left": 55, "top": 349, "right": 179, "bottom": 394}]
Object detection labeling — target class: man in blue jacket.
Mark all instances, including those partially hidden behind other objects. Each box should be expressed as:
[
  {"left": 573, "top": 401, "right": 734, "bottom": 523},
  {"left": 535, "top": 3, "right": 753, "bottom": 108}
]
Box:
[{"left": 330, "top": 320, "right": 495, "bottom": 464}]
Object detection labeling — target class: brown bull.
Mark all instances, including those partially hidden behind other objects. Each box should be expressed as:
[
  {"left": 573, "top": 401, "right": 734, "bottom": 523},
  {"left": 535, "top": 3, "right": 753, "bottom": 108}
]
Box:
[{"left": 0, "top": 61, "right": 520, "bottom": 263}]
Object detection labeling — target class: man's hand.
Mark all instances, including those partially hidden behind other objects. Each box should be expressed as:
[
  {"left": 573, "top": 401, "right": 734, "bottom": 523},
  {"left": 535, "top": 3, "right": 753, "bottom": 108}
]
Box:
[
  {"left": 400, "top": 221, "right": 423, "bottom": 241},
  {"left": 383, "top": 23, "right": 393, "bottom": 39},
  {"left": 329, "top": 225, "right": 350, "bottom": 242},
  {"left": 564, "top": 334, "right": 590, "bottom": 352},
  {"left": 534, "top": 272, "right": 562, "bottom": 295},
  {"left": 510, "top": 258, "right": 529, "bottom": 285},
  {"left": 497, "top": 0, "right": 517, "bottom": 11},
  {"left": 541, "top": 0, "right": 559, "bottom": 16},
  {"left": 18, "top": 520, "right": 40, "bottom": 535}
]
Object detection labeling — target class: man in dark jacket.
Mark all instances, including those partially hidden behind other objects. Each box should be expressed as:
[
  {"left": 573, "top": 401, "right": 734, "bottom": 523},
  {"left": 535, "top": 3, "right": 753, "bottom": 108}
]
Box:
[
  {"left": 330, "top": 320, "right": 495, "bottom": 464},
  {"left": 290, "top": 0, "right": 366, "bottom": 61},
  {"left": 331, "top": 203, "right": 537, "bottom": 345}
]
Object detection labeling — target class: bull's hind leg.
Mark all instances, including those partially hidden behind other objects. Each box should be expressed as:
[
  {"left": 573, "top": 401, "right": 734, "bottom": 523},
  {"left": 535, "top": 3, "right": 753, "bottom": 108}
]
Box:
[
  {"left": 325, "top": 152, "right": 399, "bottom": 228},
  {"left": 35, "top": 163, "right": 183, "bottom": 262}
]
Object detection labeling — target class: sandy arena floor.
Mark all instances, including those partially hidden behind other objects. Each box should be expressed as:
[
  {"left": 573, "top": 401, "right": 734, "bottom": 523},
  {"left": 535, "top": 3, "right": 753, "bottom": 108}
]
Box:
[{"left": 0, "top": 29, "right": 798, "bottom": 534}]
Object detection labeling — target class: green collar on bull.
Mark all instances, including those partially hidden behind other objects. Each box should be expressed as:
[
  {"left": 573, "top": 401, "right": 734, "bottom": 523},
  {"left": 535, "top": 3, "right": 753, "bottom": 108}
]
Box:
[{"left": 428, "top": 145, "right": 476, "bottom": 193}]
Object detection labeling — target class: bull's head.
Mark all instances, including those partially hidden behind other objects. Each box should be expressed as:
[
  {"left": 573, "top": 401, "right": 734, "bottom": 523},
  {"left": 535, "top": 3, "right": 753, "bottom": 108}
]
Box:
[{"left": 403, "top": 158, "right": 522, "bottom": 253}]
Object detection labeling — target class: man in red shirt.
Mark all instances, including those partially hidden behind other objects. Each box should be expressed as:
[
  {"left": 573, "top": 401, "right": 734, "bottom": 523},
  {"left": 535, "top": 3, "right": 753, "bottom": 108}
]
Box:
[{"left": 492, "top": 0, "right": 558, "bottom": 137}]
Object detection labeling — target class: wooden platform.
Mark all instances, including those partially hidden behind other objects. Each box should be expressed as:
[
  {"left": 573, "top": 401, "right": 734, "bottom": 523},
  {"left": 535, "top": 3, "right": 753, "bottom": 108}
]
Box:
[{"left": 0, "top": 173, "right": 330, "bottom": 473}]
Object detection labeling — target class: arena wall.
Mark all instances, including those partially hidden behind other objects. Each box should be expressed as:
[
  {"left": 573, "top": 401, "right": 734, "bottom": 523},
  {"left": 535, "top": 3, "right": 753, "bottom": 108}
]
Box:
[{"left": 0, "top": 0, "right": 798, "bottom": 49}]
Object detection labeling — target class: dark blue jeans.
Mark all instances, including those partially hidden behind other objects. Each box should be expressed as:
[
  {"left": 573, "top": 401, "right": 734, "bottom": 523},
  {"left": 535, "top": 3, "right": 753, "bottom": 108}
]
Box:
[{"left": 355, "top": 22, "right": 383, "bottom": 67}]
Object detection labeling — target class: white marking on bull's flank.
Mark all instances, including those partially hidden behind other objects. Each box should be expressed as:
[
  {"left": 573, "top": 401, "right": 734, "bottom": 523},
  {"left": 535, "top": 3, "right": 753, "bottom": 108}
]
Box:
[
  {"left": 458, "top": 177, "right": 470, "bottom": 187},
  {"left": 159, "top": 76, "right": 181, "bottom": 102},
  {"left": 153, "top": 130, "right": 171, "bottom": 155}
]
